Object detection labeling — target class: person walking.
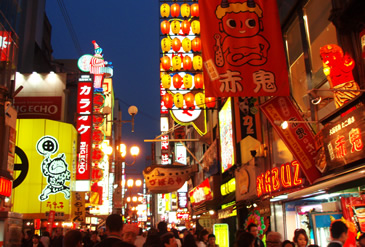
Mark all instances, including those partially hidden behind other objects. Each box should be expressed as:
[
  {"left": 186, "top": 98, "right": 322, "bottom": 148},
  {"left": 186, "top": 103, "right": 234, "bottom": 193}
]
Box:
[
  {"left": 293, "top": 229, "right": 308, "bottom": 247},
  {"left": 235, "top": 232, "right": 255, "bottom": 247},
  {"left": 207, "top": 234, "right": 218, "bottom": 247},
  {"left": 247, "top": 224, "right": 264, "bottom": 247},
  {"left": 196, "top": 230, "right": 209, "bottom": 247},
  {"left": 64, "top": 230, "right": 83, "bottom": 247},
  {"left": 327, "top": 220, "right": 348, "bottom": 247}
]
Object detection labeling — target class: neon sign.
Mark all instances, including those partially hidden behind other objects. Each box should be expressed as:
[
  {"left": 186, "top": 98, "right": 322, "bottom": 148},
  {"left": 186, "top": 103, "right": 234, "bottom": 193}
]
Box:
[{"left": 0, "top": 31, "right": 11, "bottom": 61}]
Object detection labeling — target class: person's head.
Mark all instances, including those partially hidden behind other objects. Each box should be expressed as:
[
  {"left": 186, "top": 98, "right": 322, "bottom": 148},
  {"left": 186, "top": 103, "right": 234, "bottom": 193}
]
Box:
[
  {"left": 56, "top": 228, "right": 63, "bottom": 237},
  {"left": 64, "top": 230, "right": 83, "bottom": 247},
  {"left": 183, "top": 233, "right": 198, "bottom": 247},
  {"left": 282, "top": 240, "right": 295, "bottom": 247},
  {"left": 293, "top": 229, "right": 308, "bottom": 247},
  {"left": 42, "top": 231, "right": 50, "bottom": 237},
  {"left": 122, "top": 232, "right": 137, "bottom": 244},
  {"left": 358, "top": 233, "right": 365, "bottom": 247},
  {"left": 90, "top": 231, "right": 98, "bottom": 242},
  {"left": 32, "top": 234, "right": 40, "bottom": 244},
  {"left": 330, "top": 220, "right": 348, "bottom": 243},
  {"left": 235, "top": 232, "right": 255, "bottom": 247},
  {"left": 106, "top": 214, "right": 124, "bottom": 234},
  {"left": 208, "top": 234, "right": 216, "bottom": 246},
  {"left": 26, "top": 230, "right": 33, "bottom": 239},
  {"left": 247, "top": 223, "right": 259, "bottom": 238},
  {"left": 199, "top": 229, "right": 209, "bottom": 242},
  {"left": 266, "top": 232, "right": 283, "bottom": 247},
  {"left": 161, "top": 232, "right": 177, "bottom": 247},
  {"left": 158, "top": 221, "right": 168, "bottom": 234}
]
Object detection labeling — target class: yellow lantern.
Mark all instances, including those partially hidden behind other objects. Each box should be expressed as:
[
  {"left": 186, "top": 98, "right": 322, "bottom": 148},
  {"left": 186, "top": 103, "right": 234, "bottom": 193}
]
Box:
[
  {"left": 161, "top": 74, "right": 171, "bottom": 89},
  {"left": 183, "top": 74, "right": 193, "bottom": 89},
  {"left": 191, "top": 20, "right": 200, "bottom": 35},
  {"left": 195, "top": 92, "right": 205, "bottom": 107},
  {"left": 193, "top": 55, "right": 203, "bottom": 70},
  {"left": 182, "top": 38, "right": 191, "bottom": 53},
  {"left": 181, "top": 4, "right": 191, "bottom": 18},
  {"left": 160, "top": 3, "right": 170, "bottom": 18},
  {"left": 171, "top": 20, "right": 181, "bottom": 35},
  {"left": 174, "top": 93, "right": 184, "bottom": 108},
  {"left": 172, "top": 56, "right": 182, "bottom": 71},
  {"left": 161, "top": 38, "right": 171, "bottom": 52}
]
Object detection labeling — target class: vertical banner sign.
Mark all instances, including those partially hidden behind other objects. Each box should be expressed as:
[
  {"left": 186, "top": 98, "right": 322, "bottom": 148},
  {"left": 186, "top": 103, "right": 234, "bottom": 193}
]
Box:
[
  {"left": 76, "top": 76, "right": 93, "bottom": 181},
  {"left": 71, "top": 192, "right": 86, "bottom": 222},
  {"left": 260, "top": 96, "right": 321, "bottom": 184},
  {"left": 199, "top": 0, "right": 289, "bottom": 97},
  {"left": 47, "top": 210, "right": 56, "bottom": 234},
  {"left": 0, "top": 31, "right": 12, "bottom": 61}
]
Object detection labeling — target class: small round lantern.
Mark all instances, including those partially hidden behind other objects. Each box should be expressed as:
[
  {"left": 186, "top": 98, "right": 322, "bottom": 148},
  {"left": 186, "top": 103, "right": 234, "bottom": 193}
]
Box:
[
  {"left": 171, "top": 3, "right": 180, "bottom": 18},
  {"left": 191, "top": 20, "right": 200, "bottom": 35},
  {"left": 172, "top": 38, "right": 182, "bottom": 52},
  {"left": 161, "top": 20, "right": 170, "bottom": 35},
  {"left": 173, "top": 74, "right": 183, "bottom": 89},
  {"left": 172, "top": 55, "right": 182, "bottom": 71},
  {"left": 195, "top": 93, "right": 205, "bottom": 107},
  {"left": 160, "top": 3, "right": 170, "bottom": 18},
  {"left": 161, "top": 74, "right": 171, "bottom": 89},
  {"left": 181, "top": 4, "right": 191, "bottom": 18},
  {"left": 181, "top": 20, "right": 191, "bottom": 35},
  {"left": 183, "top": 56, "right": 192, "bottom": 70},
  {"left": 161, "top": 56, "right": 171, "bottom": 71},
  {"left": 184, "top": 93, "right": 195, "bottom": 108},
  {"left": 171, "top": 20, "right": 181, "bottom": 35},
  {"left": 161, "top": 38, "right": 171, "bottom": 52},
  {"left": 192, "top": 37, "right": 202, "bottom": 52},
  {"left": 205, "top": 97, "right": 216, "bottom": 108},
  {"left": 194, "top": 73, "right": 204, "bottom": 89},
  {"left": 93, "top": 115, "right": 105, "bottom": 127},
  {"left": 92, "top": 129, "right": 105, "bottom": 145},
  {"left": 163, "top": 93, "right": 174, "bottom": 109},
  {"left": 191, "top": 4, "right": 199, "bottom": 17},
  {"left": 183, "top": 74, "right": 193, "bottom": 89},
  {"left": 193, "top": 55, "right": 203, "bottom": 70},
  {"left": 92, "top": 146, "right": 104, "bottom": 163},
  {"left": 174, "top": 93, "right": 184, "bottom": 108},
  {"left": 93, "top": 92, "right": 105, "bottom": 109},
  {"left": 182, "top": 38, "right": 192, "bottom": 52}
]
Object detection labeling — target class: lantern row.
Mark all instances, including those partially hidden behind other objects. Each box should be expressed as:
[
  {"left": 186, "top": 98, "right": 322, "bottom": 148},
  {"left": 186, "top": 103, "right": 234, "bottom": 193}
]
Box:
[
  {"left": 161, "top": 72, "right": 203, "bottom": 90},
  {"left": 161, "top": 20, "right": 200, "bottom": 36},
  {"left": 162, "top": 92, "right": 216, "bottom": 109},
  {"left": 161, "top": 36, "right": 201, "bottom": 53},
  {"left": 161, "top": 54, "right": 202, "bottom": 71},
  {"left": 161, "top": 3, "right": 199, "bottom": 19}
]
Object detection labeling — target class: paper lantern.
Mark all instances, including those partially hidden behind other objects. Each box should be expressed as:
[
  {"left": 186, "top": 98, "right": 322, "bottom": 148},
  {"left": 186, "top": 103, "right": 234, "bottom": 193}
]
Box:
[
  {"left": 171, "top": 21, "right": 180, "bottom": 35},
  {"left": 92, "top": 147, "right": 104, "bottom": 162},
  {"left": 172, "top": 55, "right": 182, "bottom": 71},
  {"left": 206, "top": 97, "right": 216, "bottom": 108},
  {"left": 194, "top": 73, "right": 204, "bottom": 89},
  {"left": 191, "top": 20, "right": 200, "bottom": 35},
  {"left": 161, "top": 74, "right": 171, "bottom": 89},
  {"left": 160, "top": 3, "right": 170, "bottom": 18},
  {"left": 191, "top": 4, "right": 199, "bottom": 17},
  {"left": 192, "top": 37, "right": 201, "bottom": 52},
  {"left": 184, "top": 93, "right": 195, "bottom": 108},
  {"left": 161, "top": 38, "right": 171, "bottom": 52},
  {"left": 161, "top": 56, "right": 171, "bottom": 71},
  {"left": 93, "top": 115, "right": 105, "bottom": 127},
  {"left": 173, "top": 74, "right": 183, "bottom": 89},
  {"left": 172, "top": 38, "right": 182, "bottom": 52},
  {"left": 92, "top": 129, "right": 105, "bottom": 145},
  {"left": 183, "top": 74, "right": 193, "bottom": 89},
  {"left": 161, "top": 20, "right": 170, "bottom": 35},
  {"left": 182, "top": 38, "right": 192, "bottom": 52},
  {"left": 193, "top": 55, "right": 203, "bottom": 70},
  {"left": 181, "top": 20, "right": 191, "bottom": 35},
  {"left": 195, "top": 93, "right": 205, "bottom": 107},
  {"left": 163, "top": 93, "right": 173, "bottom": 109},
  {"left": 183, "top": 56, "right": 192, "bottom": 70},
  {"left": 171, "top": 3, "right": 180, "bottom": 18},
  {"left": 181, "top": 4, "right": 190, "bottom": 18},
  {"left": 93, "top": 92, "right": 105, "bottom": 109},
  {"left": 174, "top": 93, "right": 184, "bottom": 108}
]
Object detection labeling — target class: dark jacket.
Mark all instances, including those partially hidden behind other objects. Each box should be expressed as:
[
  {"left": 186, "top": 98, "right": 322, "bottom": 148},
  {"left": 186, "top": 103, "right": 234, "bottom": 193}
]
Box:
[
  {"left": 327, "top": 242, "right": 342, "bottom": 247},
  {"left": 254, "top": 238, "right": 264, "bottom": 247},
  {"left": 94, "top": 237, "right": 135, "bottom": 247}
]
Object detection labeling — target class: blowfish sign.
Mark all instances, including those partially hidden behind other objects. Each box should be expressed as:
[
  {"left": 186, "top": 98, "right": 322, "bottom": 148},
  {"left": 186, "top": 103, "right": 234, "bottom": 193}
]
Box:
[{"left": 199, "top": 0, "right": 289, "bottom": 97}]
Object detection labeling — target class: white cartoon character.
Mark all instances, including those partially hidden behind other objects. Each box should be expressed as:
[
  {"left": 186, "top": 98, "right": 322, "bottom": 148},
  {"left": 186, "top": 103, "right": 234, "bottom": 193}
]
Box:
[{"left": 36, "top": 136, "right": 70, "bottom": 201}]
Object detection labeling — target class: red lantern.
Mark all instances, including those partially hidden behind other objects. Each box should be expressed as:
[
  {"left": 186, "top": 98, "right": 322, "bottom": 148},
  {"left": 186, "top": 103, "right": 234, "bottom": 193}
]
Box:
[
  {"left": 161, "top": 20, "right": 170, "bottom": 35},
  {"left": 192, "top": 37, "right": 202, "bottom": 52},
  {"left": 184, "top": 93, "right": 195, "bottom": 108},
  {"left": 206, "top": 97, "right": 216, "bottom": 108},
  {"left": 183, "top": 56, "right": 192, "bottom": 70},
  {"left": 173, "top": 74, "right": 183, "bottom": 89},
  {"left": 161, "top": 56, "right": 171, "bottom": 71},
  {"left": 194, "top": 73, "right": 204, "bottom": 89},
  {"left": 93, "top": 115, "right": 105, "bottom": 127},
  {"left": 172, "top": 38, "right": 182, "bottom": 52},
  {"left": 92, "top": 147, "right": 104, "bottom": 162},
  {"left": 163, "top": 94, "right": 173, "bottom": 109},
  {"left": 191, "top": 4, "right": 199, "bottom": 17},
  {"left": 181, "top": 20, "right": 191, "bottom": 35},
  {"left": 92, "top": 128, "right": 105, "bottom": 145},
  {"left": 171, "top": 3, "right": 180, "bottom": 18}
]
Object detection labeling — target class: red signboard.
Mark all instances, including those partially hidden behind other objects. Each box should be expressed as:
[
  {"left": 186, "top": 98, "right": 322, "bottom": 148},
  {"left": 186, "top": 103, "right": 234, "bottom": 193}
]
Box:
[
  {"left": 47, "top": 210, "right": 55, "bottom": 234},
  {"left": 199, "top": 0, "right": 289, "bottom": 97},
  {"left": 14, "top": 97, "right": 62, "bottom": 120},
  {"left": 0, "top": 177, "right": 12, "bottom": 197},
  {"left": 76, "top": 77, "right": 93, "bottom": 180},
  {"left": 260, "top": 96, "right": 321, "bottom": 184},
  {"left": 0, "top": 31, "right": 12, "bottom": 62},
  {"left": 177, "top": 212, "right": 190, "bottom": 220},
  {"left": 188, "top": 178, "right": 213, "bottom": 206}
]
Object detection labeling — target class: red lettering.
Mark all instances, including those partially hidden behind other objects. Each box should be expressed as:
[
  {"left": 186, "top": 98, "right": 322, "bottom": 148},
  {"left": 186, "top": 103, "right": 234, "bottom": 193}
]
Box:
[
  {"left": 281, "top": 163, "right": 292, "bottom": 188},
  {"left": 264, "top": 170, "right": 272, "bottom": 193},
  {"left": 256, "top": 173, "right": 264, "bottom": 197},
  {"left": 291, "top": 160, "right": 303, "bottom": 186},
  {"left": 271, "top": 167, "right": 280, "bottom": 191}
]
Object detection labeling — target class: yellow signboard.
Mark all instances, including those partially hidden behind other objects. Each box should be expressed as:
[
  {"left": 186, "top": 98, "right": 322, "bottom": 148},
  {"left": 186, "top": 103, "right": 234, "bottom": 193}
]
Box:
[
  {"left": 12, "top": 119, "right": 77, "bottom": 218},
  {"left": 213, "top": 224, "right": 229, "bottom": 247},
  {"left": 71, "top": 192, "right": 86, "bottom": 222}
]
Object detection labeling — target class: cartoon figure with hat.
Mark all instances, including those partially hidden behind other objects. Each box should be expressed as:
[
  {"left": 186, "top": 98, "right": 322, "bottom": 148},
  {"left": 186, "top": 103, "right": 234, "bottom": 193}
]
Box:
[{"left": 90, "top": 40, "right": 112, "bottom": 89}]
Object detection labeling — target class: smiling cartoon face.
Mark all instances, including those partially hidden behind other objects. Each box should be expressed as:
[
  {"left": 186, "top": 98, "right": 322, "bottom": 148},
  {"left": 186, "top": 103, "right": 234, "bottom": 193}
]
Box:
[{"left": 221, "top": 11, "right": 260, "bottom": 37}]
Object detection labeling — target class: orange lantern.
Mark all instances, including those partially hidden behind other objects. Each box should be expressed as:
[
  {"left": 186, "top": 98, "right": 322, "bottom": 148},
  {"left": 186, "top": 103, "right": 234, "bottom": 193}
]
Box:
[
  {"left": 172, "top": 55, "right": 182, "bottom": 71},
  {"left": 161, "top": 38, "right": 171, "bottom": 52},
  {"left": 171, "top": 20, "right": 181, "bottom": 35},
  {"left": 183, "top": 74, "right": 193, "bottom": 89},
  {"left": 173, "top": 74, "right": 183, "bottom": 89},
  {"left": 161, "top": 74, "right": 171, "bottom": 89},
  {"left": 195, "top": 92, "right": 205, "bottom": 107},
  {"left": 172, "top": 38, "right": 182, "bottom": 52},
  {"left": 183, "top": 56, "right": 192, "bottom": 70},
  {"left": 163, "top": 93, "right": 173, "bottom": 109},
  {"left": 191, "top": 20, "right": 200, "bottom": 35},
  {"left": 192, "top": 37, "right": 201, "bottom": 52},
  {"left": 171, "top": 3, "right": 180, "bottom": 18},
  {"left": 181, "top": 20, "right": 191, "bottom": 35},
  {"left": 161, "top": 20, "right": 170, "bottom": 35},
  {"left": 181, "top": 4, "right": 190, "bottom": 18},
  {"left": 194, "top": 73, "right": 204, "bottom": 89},
  {"left": 182, "top": 38, "right": 192, "bottom": 52},
  {"left": 174, "top": 93, "right": 184, "bottom": 108},
  {"left": 205, "top": 97, "right": 216, "bottom": 108},
  {"left": 193, "top": 55, "right": 203, "bottom": 70},
  {"left": 184, "top": 93, "right": 195, "bottom": 108},
  {"left": 191, "top": 4, "right": 199, "bottom": 17},
  {"left": 161, "top": 56, "right": 171, "bottom": 71},
  {"left": 160, "top": 3, "right": 170, "bottom": 18}
]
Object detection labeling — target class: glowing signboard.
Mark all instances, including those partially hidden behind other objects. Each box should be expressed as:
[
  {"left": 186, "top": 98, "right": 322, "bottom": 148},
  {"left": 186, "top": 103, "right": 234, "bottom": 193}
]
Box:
[
  {"left": 188, "top": 178, "right": 213, "bottom": 206},
  {"left": 219, "top": 98, "right": 235, "bottom": 173},
  {"left": 213, "top": 224, "right": 229, "bottom": 247},
  {"left": 0, "top": 31, "right": 12, "bottom": 61}
]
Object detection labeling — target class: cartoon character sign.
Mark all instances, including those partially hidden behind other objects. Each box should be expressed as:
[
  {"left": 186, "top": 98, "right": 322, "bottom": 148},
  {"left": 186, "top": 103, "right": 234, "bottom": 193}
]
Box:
[
  {"left": 36, "top": 136, "right": 71, "bottom": 201},
  {"left": 90, "top": 40, "right": 112, "bottom": 89}
]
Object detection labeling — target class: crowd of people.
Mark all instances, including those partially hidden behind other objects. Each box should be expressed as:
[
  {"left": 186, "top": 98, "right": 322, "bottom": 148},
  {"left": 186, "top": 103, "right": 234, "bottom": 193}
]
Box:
[{"left": 20, "top": 215, "right": 365, "bottom": 247}]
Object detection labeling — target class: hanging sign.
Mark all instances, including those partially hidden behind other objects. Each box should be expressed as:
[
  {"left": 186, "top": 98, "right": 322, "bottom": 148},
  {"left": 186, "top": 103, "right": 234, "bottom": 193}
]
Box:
[
  {"left": 0, "top": 31, "right": 12, "bottom": 61},
  {"left": 188, "top": 178, "right": 213, "bottom": 206}
]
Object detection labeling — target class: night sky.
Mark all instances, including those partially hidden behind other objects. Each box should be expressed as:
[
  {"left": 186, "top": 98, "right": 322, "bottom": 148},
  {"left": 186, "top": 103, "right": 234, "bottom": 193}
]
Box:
[{"left": 45, "top": 0, "right": 161, "bottom": 174}]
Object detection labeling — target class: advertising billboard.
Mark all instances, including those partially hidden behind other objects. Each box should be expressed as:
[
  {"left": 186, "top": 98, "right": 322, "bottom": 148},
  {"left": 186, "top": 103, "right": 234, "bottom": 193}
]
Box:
[{"left": 219, "top": 98, "right": 235, "bottom": 173}]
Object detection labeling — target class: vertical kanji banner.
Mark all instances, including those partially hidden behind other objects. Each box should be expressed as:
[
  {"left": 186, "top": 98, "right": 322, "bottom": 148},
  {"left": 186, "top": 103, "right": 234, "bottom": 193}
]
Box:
[{"left": 199, "top": 0, "right": 290, "bottom": 97}]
